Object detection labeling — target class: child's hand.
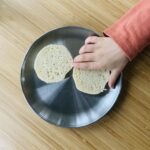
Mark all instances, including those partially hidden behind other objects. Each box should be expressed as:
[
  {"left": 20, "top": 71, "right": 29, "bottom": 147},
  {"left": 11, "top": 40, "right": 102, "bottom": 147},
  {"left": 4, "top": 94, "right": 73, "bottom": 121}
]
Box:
[{"left": 73, "top": 36, "right": 129, "bottom": 88}]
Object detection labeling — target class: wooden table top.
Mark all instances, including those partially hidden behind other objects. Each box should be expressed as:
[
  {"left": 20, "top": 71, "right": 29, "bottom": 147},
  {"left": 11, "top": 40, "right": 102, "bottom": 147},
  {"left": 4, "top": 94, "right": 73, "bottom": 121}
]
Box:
[{"left": 0, "top": 0, "right": 150, "bottom": 149}]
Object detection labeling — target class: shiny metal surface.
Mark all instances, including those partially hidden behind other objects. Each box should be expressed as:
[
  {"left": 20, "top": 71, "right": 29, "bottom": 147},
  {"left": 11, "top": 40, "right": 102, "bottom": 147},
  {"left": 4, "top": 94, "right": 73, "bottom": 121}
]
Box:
[{"left": 20, "top": 26, "right": 122, "bottom": 128}]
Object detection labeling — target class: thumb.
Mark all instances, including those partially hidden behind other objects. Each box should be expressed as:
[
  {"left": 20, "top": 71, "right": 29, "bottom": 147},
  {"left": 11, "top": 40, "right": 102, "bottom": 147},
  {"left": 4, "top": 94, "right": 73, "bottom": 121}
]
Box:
[{"left": 108, "top": 69, "right": 121, "bottom": 89}]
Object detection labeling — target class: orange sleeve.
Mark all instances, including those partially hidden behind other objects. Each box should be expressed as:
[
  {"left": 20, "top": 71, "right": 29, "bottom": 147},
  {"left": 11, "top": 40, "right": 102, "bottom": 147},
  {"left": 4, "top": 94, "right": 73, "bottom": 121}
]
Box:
[{"left": 104, "top": 0, "right": 150, "bottom": 60}]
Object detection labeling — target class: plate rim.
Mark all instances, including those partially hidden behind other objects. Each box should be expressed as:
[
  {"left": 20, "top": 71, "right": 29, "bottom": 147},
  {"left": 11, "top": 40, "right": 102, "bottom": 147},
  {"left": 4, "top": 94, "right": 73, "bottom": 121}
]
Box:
[{"left": 20, "top": 26, "right": 123, "bottom": 128}]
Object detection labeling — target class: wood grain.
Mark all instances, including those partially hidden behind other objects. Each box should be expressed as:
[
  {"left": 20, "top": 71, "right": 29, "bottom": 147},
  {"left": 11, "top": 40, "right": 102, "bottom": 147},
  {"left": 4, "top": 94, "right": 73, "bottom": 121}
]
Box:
[{"left": 0, "top": 0, "right": 150, "bottom": 149}]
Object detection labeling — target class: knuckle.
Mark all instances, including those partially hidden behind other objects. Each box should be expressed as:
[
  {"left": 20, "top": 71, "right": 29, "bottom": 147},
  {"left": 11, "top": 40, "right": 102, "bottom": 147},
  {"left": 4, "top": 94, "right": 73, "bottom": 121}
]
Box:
[
  {"left": 85, "top": 37, "right": 90, "bottom": 43},
  {"left": 92, "top": 36, "right": 98, "bottom": 42},
  {"left": 86, "top": 45, "right": 93, "bottom": 50},
  {"left": 93, "top": 36, "right": 98, "bottom": 40},
  {"left": 87, "top": 36, "right": 92, "bottom": 41}
]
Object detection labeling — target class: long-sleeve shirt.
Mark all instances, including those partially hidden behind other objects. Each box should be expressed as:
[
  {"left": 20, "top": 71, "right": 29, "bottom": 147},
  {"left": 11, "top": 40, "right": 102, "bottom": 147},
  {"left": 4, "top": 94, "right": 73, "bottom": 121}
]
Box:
[{"left": 104, "top": 0, "right": 150, "bottom": 60}]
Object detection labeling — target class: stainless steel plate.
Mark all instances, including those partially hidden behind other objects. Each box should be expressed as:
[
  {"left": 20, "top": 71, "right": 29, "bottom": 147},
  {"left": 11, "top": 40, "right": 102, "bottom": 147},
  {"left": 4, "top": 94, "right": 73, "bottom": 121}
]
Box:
[{"left": 21, "top": 26, "right": 122, "bottom": 128}]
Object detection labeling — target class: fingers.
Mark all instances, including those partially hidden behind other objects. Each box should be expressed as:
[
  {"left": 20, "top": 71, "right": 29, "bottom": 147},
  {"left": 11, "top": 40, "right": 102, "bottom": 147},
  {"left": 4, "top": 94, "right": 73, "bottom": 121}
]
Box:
[
  {"left": 73, "top": 59, "right": 107, "bottom": 70},
  {"left": 79, "top": 44, "right": 95, "bottom": 54},
  {"left": 108, "top": 69, "right": 121, "bottom": 88},
  {"left": 73, "top": 62, "right": 97, "bottom": 70},
  {"left": 74, "top": 53, "right": 95, "bottom": 62},
  {"left": 85, "top": 36, "right": 99, "bottom": 44},
  {"left": 79, "top": 36, "right": 99, "bottom": 54}
]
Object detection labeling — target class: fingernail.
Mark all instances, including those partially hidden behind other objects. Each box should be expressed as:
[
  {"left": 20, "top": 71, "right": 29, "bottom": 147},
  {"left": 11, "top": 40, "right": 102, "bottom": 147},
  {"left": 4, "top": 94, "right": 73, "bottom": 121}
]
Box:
[
  {"left": 74, "top": 57, "right": 76, "bottom": 61},
  {"left": 73, "top": 63, "right": 79, "bottom": 69},
  {"left": 109, "top": 83, "right": 114, "bottom": 89},
  {"left": 111, "top": 85, "right": 115, "bottom": 89}
]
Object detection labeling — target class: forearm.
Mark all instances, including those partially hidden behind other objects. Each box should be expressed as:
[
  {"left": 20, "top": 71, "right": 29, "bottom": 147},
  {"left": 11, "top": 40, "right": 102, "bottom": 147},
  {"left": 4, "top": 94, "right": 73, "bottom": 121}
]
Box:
[{"left": 104, "top": 0, "right": 150, "bottom": 60}]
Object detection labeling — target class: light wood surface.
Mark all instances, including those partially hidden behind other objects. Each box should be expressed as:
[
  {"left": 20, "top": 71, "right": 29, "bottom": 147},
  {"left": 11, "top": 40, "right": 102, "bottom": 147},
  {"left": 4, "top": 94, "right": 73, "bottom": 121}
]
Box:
[{"left": 0, "top": 0, "right": 150, "bottom": 149}]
